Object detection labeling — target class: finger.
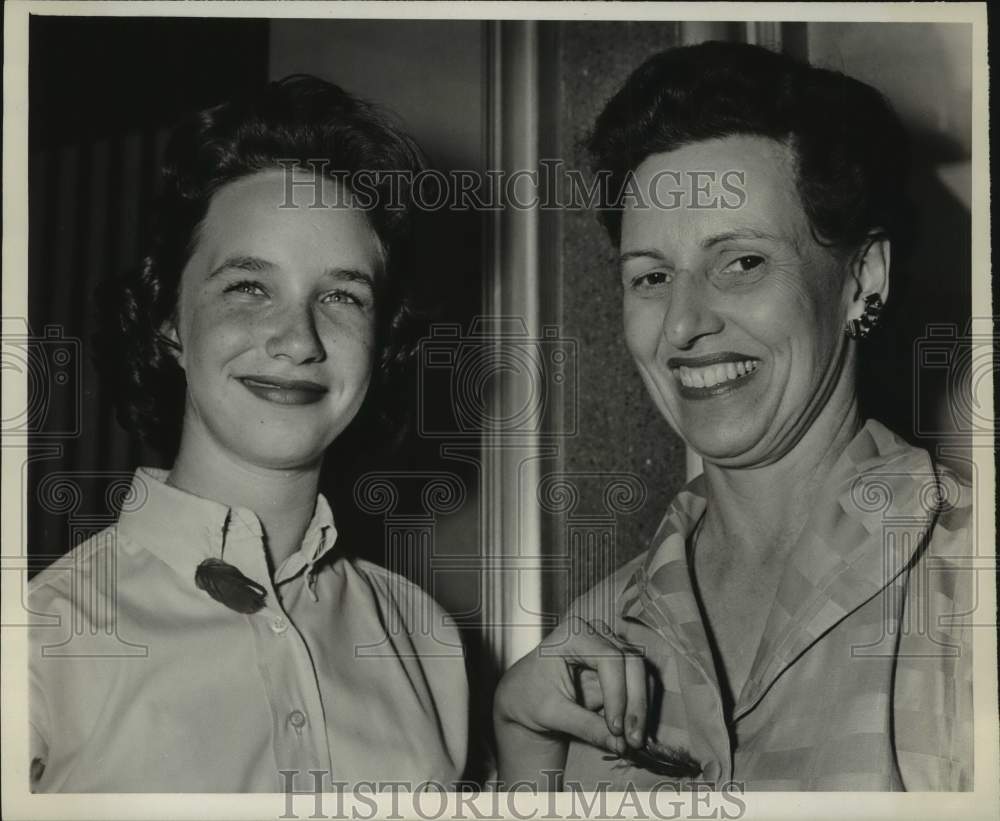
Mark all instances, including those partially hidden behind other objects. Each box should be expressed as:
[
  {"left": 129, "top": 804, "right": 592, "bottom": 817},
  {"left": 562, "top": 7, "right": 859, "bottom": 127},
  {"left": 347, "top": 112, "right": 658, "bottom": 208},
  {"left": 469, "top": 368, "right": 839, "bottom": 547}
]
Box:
[
  {"left": 575, "top": 669, "right": 603, "bottom": 711},
  {"left": 548, "top": 696, "right": 626, "bottom": 756},
  {"left": 580, "top": 620, "right": 643, "bottom": 742},
  {"left": 621, "top": 648, "right": 648, "bottom": 748},
  {"left": 556, "top": 618, "right": 628, "bottom": 736},
  {"left": 579, "top": 632, "right": 627, "bottom": 737}
]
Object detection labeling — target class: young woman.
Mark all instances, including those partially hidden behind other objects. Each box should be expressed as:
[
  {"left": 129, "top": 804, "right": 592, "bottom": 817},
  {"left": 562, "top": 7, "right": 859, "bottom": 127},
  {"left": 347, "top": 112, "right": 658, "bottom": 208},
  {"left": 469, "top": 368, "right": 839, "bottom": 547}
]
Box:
[{"left": 29, "top": 75, "right": 467, "bottom": 792}]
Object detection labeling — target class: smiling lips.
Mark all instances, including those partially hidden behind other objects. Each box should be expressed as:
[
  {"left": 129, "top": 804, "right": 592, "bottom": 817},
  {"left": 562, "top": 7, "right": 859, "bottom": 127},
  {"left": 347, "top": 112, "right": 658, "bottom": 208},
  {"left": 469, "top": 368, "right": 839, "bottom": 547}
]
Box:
[
  {"left": 667, "top": 354, "right": 760, "bottom": 397},
  {"left": 238, "top": 376, "right": 328, "bottom": 405}
]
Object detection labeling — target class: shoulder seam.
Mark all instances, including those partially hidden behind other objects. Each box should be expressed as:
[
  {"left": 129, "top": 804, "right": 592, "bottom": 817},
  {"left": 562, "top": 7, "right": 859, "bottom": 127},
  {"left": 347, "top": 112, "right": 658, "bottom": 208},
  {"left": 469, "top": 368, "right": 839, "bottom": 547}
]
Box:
[{"left": 27, "top": 525, "right": 122, "bottom": 595}]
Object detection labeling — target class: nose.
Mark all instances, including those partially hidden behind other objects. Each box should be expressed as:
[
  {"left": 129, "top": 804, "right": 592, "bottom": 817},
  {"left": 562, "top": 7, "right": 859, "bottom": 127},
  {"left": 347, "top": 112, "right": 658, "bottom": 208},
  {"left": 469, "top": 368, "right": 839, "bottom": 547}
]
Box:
[
  {"left": 264, "top": 301, "right": 326, "bottom": 364},
  {"left": 662, "top": 273, "right": 723, "bottom": 350}
]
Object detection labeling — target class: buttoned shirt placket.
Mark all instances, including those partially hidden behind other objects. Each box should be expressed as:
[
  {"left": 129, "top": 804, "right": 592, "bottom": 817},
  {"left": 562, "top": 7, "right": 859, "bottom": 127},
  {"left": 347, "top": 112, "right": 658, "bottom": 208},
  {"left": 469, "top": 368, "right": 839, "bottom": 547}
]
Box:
[{"left": 219, "top": 507, "right": 334, "bottom": 782}]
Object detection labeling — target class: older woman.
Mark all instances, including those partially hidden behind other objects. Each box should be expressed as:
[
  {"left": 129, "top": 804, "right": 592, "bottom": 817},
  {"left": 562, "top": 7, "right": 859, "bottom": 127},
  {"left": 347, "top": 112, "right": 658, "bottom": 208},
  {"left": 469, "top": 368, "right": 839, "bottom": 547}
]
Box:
[
  {"left": 29, "top": 76, "right": 467, "bottom": 792},
  {"left": 494, "top": 42, "right": 972, "bottom": 791}
]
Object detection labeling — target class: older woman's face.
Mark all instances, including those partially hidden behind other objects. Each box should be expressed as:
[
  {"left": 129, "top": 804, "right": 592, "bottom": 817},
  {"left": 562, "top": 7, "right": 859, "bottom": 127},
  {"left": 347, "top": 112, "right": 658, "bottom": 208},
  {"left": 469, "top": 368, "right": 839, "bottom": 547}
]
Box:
[
  {"left": 170, "top": 168, "right": 382, "bottom": 470},
  {"left": 620, "top": 135, "right": 854, "bottom": 465}
]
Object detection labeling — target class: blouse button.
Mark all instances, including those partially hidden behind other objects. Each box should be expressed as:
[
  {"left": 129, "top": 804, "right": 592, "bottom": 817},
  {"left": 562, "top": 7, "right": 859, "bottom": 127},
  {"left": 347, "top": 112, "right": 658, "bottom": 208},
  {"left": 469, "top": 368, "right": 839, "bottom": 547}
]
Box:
[
  {"left": 288, "top": 710, "right": 307, "bottom": 730},
  {"left": 270, "top": 615, "right": 289, "bottom": 634}
]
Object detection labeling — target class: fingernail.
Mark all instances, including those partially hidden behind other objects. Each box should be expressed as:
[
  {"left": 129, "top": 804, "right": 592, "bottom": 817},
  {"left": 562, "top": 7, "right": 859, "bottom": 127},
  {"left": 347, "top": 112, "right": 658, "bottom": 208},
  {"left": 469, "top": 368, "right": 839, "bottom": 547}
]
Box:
[
  {"left": 626, "top": 714, "right": 638, "bottom": 731},
  {"left": 611, "top": 716, "right": 623, "bottom": 733},
  {"left": 629, "top": 729, "right": 644, "bottom": 746}
]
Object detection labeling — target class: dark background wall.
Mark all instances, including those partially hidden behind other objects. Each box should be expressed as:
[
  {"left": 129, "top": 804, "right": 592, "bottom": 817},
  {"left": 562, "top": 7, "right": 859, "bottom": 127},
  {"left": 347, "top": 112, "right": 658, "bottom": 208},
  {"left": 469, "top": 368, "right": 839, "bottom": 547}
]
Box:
[{"left": 27, "top": 17, "right": 270, "bottom": 573}]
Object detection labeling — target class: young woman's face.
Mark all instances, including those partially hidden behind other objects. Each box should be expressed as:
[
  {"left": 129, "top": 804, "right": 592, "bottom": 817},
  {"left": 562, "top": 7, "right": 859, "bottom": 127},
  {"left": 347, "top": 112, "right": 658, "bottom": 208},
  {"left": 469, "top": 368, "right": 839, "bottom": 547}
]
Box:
[
  {"left": 619, "top": 135, "right": 855, "bottom": 467},
  {"left": 169, "top": 168, "right": 382, "bottom": 471}
]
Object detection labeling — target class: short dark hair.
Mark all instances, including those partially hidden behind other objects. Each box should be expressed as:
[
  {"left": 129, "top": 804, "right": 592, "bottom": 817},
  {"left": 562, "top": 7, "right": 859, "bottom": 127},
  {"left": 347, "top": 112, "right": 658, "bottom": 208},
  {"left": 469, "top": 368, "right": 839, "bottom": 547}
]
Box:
[
  {"left": 587, "top": 41, "right": 915, "bottom": 257},
  {"left": 96, "top": 74, "right": 428, "bottom": 460}
]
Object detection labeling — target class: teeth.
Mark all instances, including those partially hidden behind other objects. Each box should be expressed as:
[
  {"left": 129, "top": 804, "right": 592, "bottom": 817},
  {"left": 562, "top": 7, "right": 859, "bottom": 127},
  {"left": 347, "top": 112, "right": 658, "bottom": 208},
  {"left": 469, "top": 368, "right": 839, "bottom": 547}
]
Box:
[{"left": 675, "top": 360, "right": 757, "bottom": 389}]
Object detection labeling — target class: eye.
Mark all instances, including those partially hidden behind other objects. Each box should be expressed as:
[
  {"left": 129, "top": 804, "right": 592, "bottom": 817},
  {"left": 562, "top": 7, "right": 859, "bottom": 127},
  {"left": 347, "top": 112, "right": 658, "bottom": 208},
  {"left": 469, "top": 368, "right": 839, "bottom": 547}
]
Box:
[
  {"left": 223, "top": 279, "right": 267, "bottom": 297},
  {"left": 629, "top": 270, "right": 672, "bottom": 291},
  {"left": 320, "top": 289, "right": 365, "bottom": 308},
  {"left": 720, "top": 255, "right": 765, "bottom": 276}
]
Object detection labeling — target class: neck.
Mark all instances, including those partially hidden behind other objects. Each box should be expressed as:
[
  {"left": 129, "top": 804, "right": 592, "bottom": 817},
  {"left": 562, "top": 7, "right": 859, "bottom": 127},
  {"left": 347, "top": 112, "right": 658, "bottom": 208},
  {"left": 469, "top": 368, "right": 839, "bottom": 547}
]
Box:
[
  {"left": 167, "top": 430, "right": 323, "bottom": 571},
  {"left": 699, "top": 398, "right": 864, "bottom": 564}
]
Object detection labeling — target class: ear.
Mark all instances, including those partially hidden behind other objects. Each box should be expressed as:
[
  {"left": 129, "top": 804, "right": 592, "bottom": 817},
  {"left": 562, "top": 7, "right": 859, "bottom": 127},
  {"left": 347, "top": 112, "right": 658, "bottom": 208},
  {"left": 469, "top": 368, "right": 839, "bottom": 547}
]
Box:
[
  {"left": 158, "top": 316, "right": 185, "bottom": 370},
  {"left": 845, "top": 232, "right": 890, "bottom": 323}
]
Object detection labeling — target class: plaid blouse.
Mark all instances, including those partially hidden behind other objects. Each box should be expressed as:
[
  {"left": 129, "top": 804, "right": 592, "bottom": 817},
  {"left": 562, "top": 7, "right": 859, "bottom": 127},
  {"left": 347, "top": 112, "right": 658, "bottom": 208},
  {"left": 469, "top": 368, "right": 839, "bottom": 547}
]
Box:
[{"left": 564, "top": 420, "right": 974, "bottom": 791}]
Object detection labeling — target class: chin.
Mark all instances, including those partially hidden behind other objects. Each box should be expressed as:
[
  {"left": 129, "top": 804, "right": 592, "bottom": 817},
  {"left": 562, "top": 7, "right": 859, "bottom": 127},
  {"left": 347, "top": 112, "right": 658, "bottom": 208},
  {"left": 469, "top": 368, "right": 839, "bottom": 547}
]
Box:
[
  {"left": 234, "top": 436, "right": 331, "bottom": 471},
  {"left": 683, "top": 421, "right": 764, "bottom": 464}
]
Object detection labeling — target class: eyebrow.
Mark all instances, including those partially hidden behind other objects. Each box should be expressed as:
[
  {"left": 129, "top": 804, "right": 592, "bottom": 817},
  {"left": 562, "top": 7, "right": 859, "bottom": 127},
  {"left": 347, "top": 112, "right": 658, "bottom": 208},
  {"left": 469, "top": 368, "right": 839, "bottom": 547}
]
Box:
[
  {"left": 208, "top": 255, "right": 376, "bottom": 289},
  {"left": 208, "top": 255, "right": 274, "bottom": 278},
  {"left": 618, "top": 228, "right": 786, "bottom": 267},
  {"left": 619, "top": 248, "right": 669, "bottom": 266},
  {"left": 327, "top": 267, "right": 376, "bottom": 289},
  {"left": 700, "top": 228, "right": 784, "bottom": 247}
]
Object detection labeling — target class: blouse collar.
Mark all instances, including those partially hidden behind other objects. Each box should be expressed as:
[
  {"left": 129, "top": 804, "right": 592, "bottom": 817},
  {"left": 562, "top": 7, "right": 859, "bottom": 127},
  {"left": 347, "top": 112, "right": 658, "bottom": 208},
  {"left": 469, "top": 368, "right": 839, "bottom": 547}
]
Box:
[{"left": 116, "top": 467, "right": 338, "bottom": 592}]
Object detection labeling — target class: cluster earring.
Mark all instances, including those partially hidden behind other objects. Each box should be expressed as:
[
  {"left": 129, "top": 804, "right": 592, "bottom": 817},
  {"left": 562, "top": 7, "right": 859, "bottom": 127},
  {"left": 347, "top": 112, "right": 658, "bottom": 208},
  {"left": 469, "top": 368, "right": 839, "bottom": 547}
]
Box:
[{"left": 846, "top": 293, "right": 883, "bottom": 339}]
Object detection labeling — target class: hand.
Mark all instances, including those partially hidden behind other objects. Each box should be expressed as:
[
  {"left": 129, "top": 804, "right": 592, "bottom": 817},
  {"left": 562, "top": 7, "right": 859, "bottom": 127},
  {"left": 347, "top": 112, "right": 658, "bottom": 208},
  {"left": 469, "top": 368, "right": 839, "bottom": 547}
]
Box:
[{"left": 493, "top": 616, "right": 649, "bottom": 788}]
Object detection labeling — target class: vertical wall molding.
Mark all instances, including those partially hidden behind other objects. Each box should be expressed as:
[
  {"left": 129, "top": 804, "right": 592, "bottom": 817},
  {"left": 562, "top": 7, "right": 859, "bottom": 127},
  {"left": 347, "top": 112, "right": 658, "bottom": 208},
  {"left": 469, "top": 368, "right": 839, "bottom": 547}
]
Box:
[
  {"left": 482, "top": 21, "right": 549, "bottom": 670},
  {"left": 744, "top": 21, "right": 784, "bottom": 52}
]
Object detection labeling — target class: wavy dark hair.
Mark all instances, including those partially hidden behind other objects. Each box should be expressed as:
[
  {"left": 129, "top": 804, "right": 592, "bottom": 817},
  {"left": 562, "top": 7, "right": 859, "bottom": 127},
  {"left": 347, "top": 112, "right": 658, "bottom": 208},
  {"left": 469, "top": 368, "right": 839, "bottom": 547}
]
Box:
[
  {"left": 587, "top": 41, "right": 915, "bottom": 260},
  {"left": 96, "top": 74, "right": 428, "bottom": 461}
]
